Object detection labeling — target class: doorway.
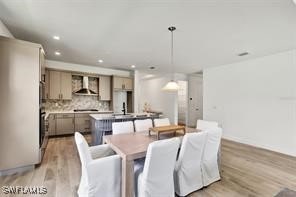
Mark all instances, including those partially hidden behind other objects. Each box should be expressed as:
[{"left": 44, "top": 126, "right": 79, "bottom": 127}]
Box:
[
  {"left": 178, "top": 80, "right": 188, "bottom": 125},
  {"left": 188, "top": 74, "right": 203, "bottom": 127}
]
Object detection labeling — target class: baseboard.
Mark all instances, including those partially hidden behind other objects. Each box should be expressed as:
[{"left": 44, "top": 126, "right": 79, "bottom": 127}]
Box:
[
  {"left": 222, "top": 137, "right": 296, "bottom": 159},
  {"left": 0, "top": 165, "right": 34, "bottom": 176}
]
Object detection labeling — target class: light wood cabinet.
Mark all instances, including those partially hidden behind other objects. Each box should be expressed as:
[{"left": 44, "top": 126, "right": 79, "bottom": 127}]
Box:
[
  {"left": 48, "top": 114, "right": 56, "bottom": 136},
  {"left": 44, "top": 69, "right": 50, "bottom": 100},
  {"left": 99, "top": 76, "right": 111, "bottom": 100},
  {"left": 113, "top": 77, "right": 124, "bottom": 89},
  {"left": 49, "top": 71, "right": 72, "bottom": 100},
  {"left": 40, "top": 49, "right": 45, "bottom": 82},
  {"left": 60, "top": 72, "right": 72, "bottom": 100},
  {"left": 113, "top": 77, "right": 133, "bottom": 91},
  {"left": 56, "top": 114, "right": 75, "bottom": 135},
  {"left": 75, "top": 114, "right": 91, "bottom": 133},
  {"left": 123, "top": 78, "right": 133, "bottom": 90}
]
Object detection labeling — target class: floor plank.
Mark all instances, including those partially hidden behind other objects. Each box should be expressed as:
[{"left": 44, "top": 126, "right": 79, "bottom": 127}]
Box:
[{"left": 0, "top": 136, "right": 295, "bottom": 197}]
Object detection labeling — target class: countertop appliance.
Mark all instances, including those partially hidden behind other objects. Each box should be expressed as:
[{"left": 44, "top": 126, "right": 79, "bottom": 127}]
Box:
[{"left": 39, "top": 82, "right": 48, "bottom": 163}]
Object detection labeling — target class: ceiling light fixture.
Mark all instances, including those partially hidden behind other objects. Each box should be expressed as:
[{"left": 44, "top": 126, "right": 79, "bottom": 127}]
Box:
[
  {"left": 131, "top": 65, "right": 136, "bottom": 68},
  {"left": 162, "top": 26, "right": 179, "bottom": 92},
  {"left": 149, "top": 66, "right": 155, "bottom": 70},
  {"left": 98, "top": 59, "right": 103, "bottom": 63},
  {"left": 55, "top": 51, "right": 61, "bottom": 56},
  {"left": 53, "top": 36, "right": 60, "bottom": 40}
]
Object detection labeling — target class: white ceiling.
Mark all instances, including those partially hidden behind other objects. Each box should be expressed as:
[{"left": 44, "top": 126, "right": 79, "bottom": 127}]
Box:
[{"left": 0, "top": 0, "right": 296, "bottom": 73}]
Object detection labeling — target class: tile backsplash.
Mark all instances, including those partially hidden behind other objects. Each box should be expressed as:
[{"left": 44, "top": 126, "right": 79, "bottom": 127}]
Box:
[{"left": 45, "top": 75, "right": 110, "bottom": 111}]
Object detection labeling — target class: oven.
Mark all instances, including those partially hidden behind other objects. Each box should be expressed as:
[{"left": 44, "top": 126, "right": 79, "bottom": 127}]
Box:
[{"left": 39, "top": 82, "right": 48, "bottom": 162}]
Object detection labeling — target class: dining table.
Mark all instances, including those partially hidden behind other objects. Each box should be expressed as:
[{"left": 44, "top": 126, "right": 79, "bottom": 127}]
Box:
[{"left": 103, "top": 126, "right": 198, "bottom": 197}]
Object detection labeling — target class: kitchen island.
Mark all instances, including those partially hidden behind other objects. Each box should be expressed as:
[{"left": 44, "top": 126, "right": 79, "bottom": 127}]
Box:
[{"left": 90, "top": 113, "right": 161, "bottom": 145}]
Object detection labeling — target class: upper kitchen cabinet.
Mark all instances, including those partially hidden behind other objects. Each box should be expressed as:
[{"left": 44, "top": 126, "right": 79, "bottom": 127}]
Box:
[
  {"left": 44, "top": 69, "right": 50, "bottom": 100},
  {"left": 113, "top": 76, "right": 133, "bottom": 91},
  {"left": 49, "top": 70, "right": 72, "bottom": 100},
  {"left": 99, "top": 76, "right": 111, "bottom": 101},
  {"left": 39, "top": 49, "right": 45, "bottom": 82}
]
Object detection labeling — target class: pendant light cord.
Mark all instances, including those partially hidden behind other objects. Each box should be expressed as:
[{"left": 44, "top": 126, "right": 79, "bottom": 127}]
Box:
[
  {"left": 171, "top": 29, "right": 174, "bottom": 81},
  {"left": 168, "top": 26, "right": 176, "bottom": 81}
]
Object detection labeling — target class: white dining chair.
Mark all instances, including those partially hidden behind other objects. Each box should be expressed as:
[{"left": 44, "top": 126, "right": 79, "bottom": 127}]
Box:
[
  {"left": 153, "top": 118, "right": 170, "bottom": 127},
  {"left": 74, "top": 132, "right": 121, "bottom": 197},
  {"left": 174, "top": 132, "right": 207, "bottom": 196},
  {"left": 196, "top": 119, "right": 219, "bottom": 131},
  {"left": 112, "top": 121, "right": 134, "bottom": 135},
  {"left": 134, "top": 137, "right": 180, "bottom": 197},
  {"left": 202, "top": 128, "right": 223, "bottom": 186},
  {"left": 134, "top": 119, "right": 153, "bottom": 132}
]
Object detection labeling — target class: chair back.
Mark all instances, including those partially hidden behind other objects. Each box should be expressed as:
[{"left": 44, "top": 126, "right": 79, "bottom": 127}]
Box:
[
  {"left": 202, "top": 128, "right": 222, "bottom": 186},
  {"left": 75, "top": 132, "right": 92, "bottom": 166},
  {"left": 153, "top": 118, "right": 170, "bottom": 127},
  {"left": 134, "top": 119, "right": 153, "bottom": 132},
  {"left": 176, "top": 132, "right": 207, "bottom": 169},
  {"left": 174, "top": 132, "right": 207, "bottom": 195},
  {"left": 141, "top": 137, "right": 180, "bottom": 196},
  {"left": 196, "top": 119, "right": 218, "bottom": 131},
  {"left": 112, "top": 121, "right": 134, "bottom": 135}
]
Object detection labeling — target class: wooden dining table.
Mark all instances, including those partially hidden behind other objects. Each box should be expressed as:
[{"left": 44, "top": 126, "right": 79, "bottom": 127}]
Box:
[{"left": 103, "top": 126, "right": 198, "bottom": 197}]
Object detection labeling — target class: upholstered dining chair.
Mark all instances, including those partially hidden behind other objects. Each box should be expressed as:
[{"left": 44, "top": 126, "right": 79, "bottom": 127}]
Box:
[
  {"left": 134, "top": 137, "right": 180, "bottom": 197},
  {"left": 201, "top": 128, "right": 223, "bottom": 186},
  {"left": 153, "top": 118, "right": 170, "bottom": 127},
  {"left": 74, "top": 132, "right": 121, "bottom": 197},
  {"left": 112, "top": 121, "right": 134, "bottom": 135},
  {"left": 174, "top": 132, "right": 207, "bottom": 196},
  {"left": 134, "top": 119, "right": 153, "bottom": 132}
]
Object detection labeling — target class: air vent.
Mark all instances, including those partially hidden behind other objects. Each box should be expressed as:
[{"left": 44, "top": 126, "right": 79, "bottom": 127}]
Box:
[{"left": 238, "top": 52, "right": 249, "bottom": 56}]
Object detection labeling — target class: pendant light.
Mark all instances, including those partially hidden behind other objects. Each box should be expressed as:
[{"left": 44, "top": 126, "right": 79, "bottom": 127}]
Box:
[{"left": 162, "top": 26, "right": 180, "bottom": 91}]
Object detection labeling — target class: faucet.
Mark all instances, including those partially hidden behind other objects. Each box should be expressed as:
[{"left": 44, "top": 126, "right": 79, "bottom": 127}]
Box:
[{"left": 122, "top": 102, "right": 126, "bottom": 115}]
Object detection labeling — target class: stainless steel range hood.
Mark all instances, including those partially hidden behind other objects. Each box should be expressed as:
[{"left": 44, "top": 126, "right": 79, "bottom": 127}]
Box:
[{"left": 74, "top": 76, "right": 98, "bottom": 96}]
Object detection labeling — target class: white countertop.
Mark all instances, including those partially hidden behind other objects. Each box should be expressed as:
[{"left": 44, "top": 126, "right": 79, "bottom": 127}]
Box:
[
  {"left": 89, "top": 113, "right": 160, "bottom": 120},
  {"left": 45, "top": 110, "right": 113, "bottom": 119}
]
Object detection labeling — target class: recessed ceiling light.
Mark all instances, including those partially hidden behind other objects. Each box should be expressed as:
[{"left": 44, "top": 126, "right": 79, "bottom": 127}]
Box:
[
  {"left": 142, "top": 74, "right": 155, "bottom": 79},
  {"left": 131, "top": 65, "right": 136, "bottom": 68},
  {"left": 149, "top": 66, "right": 156, "bottom": 70},
  {"left": 98, "top": 59, "right": 103, "bottom": 63},
  {"left": 55, "top": 51, "right": 61, "bottom": 56},
  {"left": 53, "top": 36, "right": 60, "bottom": 40},
  {"left": 238, "top": 52, "right": 249, "bottom": 56}
]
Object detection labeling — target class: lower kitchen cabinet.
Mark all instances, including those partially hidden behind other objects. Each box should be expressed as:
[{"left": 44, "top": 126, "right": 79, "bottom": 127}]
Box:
[
  {"left": 48, "top": 114, "right": 56, "bottom": 136},
  {"left": 47, "top": 113, "right": 95, "bottom": 136},
  {"left": 75, "top": 114, "right": 91, "bottom": 133},
  {"left": 56, "top": 114, "right": 75, "bottom": 135}
]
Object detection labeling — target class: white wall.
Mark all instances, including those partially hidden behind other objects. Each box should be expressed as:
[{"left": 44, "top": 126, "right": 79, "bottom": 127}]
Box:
[
  {"left": 46, "top": 60, "right": 131, "bottom": 77},
  {"left": 203, "top": 50, "right": 296, "bottom": 157},
  {"left": 135, "top": 71, "right": 187, "bottom": 124},
  {"left": 0, "top": 20, "right": 13, "bottom": 38}
]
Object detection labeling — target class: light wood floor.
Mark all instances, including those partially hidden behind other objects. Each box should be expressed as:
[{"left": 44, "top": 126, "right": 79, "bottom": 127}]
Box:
[{"left": 1, "top": 136, "right": 296, "bottom": 197}]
